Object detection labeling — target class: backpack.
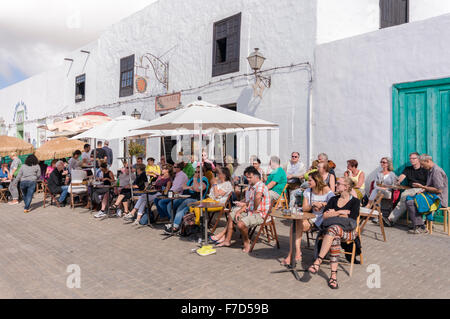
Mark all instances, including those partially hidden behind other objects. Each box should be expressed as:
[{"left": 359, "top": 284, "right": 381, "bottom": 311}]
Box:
[{"left": 180, "top": 212, "right": 200, "bottom": 237}]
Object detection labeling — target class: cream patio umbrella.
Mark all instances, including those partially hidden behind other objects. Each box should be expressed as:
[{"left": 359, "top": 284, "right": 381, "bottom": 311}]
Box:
[
  {"left": 135, "top": 99, "right": 279, "bottom": 255},
  {"left": 71, "top": 116, "right": 156, "bottom": 198},
  {"left": 0, "top": 136, "right": 34, "bottom": 157},
  {"left": 35, "top": 137, "right": 85, "bottom": 161}
]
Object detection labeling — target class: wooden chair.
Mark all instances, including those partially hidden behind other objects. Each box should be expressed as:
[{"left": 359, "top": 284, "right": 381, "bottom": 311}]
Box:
[
  {"left": 36, "top": 180, "right": 45, "bottom": 194},
  {"left": 248, "top": 207, "right": 280, "bottom": 253},
  {"left": 441, "top": 207, "right": 450, "bottom": 236},
  {"left": 43, "top": 182, "right": 59, "bottom": 208},
  {"left": 342, "top": 215, "right": 363, "bottom": 277},
  {"left": 0, "top": 188, "right": 8, "bottom": 203},
  {"left": 210, "top": 193, "right": 233, "bottom": 233},
  {"left": 69, "top": 170, "right": 88, "bottom": 209},
  {"left": 273, "top": 184, "right": 289, "bottom": 210},
  {"left": 359, "top": 192, "right": 387, "bottom": 242}
]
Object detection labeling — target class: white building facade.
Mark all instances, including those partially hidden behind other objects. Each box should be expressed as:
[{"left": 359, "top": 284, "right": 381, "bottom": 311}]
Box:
[{"left": 0, "top": 0, "right": 449, "bottom": 182}]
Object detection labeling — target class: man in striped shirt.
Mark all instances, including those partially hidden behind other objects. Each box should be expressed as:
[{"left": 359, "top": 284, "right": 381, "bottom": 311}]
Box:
[{"left": 216, "top": 166, "right": 271, "bottom": 253}]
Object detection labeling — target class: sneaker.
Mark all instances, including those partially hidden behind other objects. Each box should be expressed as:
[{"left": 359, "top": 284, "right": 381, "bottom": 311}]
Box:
[
  {"left": 116, "top": 209, "right": 123, "bottom": 218},
  {"left": 408, "top": 226, "right": 428, "bottom": 234},
  {"left": 124, "top": 213, "right": 134, "bottom": 220},
  {"left": 382, "top": 216, "right": 393, "bottom": 227},
  {"left": 164, "top": 227, "right": 179, "bottom": 235},
  {"left": 164, "top": 223, "right": 173, "bottom": 231},
  {"left": 94, "top": 211, "right": 106, "bottom": 218}
]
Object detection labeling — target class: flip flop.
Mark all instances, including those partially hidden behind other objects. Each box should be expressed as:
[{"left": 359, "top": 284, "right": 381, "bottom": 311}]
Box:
[{"left": 208, "top": 235, "right": 219, "bottom": 244}]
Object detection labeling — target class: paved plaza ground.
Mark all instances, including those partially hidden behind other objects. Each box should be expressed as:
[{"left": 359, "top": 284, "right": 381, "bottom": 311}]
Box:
[{"left": 0, "top": 193, "right": 449, "bottom": 299}]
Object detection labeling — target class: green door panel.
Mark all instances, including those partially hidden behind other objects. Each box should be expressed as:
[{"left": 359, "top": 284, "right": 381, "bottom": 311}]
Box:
[{"left": 393, "top": 79, "right": 450, "bottom": 223}]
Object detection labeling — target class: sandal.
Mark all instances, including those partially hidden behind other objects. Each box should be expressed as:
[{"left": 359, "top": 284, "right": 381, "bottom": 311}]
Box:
[
  {"left": 308, "top": 256, "right": 323, "bottom": 274},
  {"left": 328, "top": 270, "right": 339, "bottom": 290}
]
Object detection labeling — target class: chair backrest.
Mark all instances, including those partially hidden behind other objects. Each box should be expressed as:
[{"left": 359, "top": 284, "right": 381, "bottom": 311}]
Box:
[{"left": 71, "top": 170, "right": 87, "bottom": 183}]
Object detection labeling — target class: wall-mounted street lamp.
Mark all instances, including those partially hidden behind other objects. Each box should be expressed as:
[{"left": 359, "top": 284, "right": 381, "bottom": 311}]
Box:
[
  {"left": 131, "top": 109, "right": 142, "bottom": 120},
  {"left": 247, "top": 48, "right": 271, "bottom": 89}
]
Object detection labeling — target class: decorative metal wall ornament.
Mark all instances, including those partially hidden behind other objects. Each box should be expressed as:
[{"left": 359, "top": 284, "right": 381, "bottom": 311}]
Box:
[
  {"left": 136, "top": 53, "right": 169, "bottom": 92},
  {"left": 135, "top": 76, "right": 148, "bottom": 94}
]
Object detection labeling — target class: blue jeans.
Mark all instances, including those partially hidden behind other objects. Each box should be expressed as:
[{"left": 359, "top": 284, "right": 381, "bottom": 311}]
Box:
[
  {"left": 59, "top": 185, "right": 69, "bottom": 203},
  {"left": 173, "top": 198, "right": 197, "bottom": 228},
  {"left": 20, "top": 180, "right": 36, "bottom": 210},
  {"left": 155, "top": 198, "right": 185, "bottom": 219}
]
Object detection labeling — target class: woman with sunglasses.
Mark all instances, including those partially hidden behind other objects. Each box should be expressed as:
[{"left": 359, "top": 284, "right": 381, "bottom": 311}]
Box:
[
  {"left": 307, "top": 177, "right": 360, "bottom": 289},
  {"left": 164, "top": 167, "right": 209, "bottom": 234},
  {"left": 365, "top": 157, "right": 397, "bottom": 208}
]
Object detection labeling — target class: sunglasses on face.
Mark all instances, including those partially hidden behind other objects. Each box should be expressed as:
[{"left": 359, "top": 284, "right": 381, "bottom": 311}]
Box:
[
  {"left": 292, "top": 156, "right": 298, "bottom": 158},
  {"left": 380, "top": 161, "right": 388, "bottom": 164}
]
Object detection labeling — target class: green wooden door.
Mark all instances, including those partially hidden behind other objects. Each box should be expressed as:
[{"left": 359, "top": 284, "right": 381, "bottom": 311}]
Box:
[{"left": 393, "top": 78, "right": 450, "bottom": 222}]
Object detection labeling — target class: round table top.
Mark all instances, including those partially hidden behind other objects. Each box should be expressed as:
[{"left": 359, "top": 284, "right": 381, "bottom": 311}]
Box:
[
  {"left": 271, "top": 209, "right": 316, "bottom": 220},
  {"left": 157, "top": 194, "right": 191, "bottom": 200},
  {"left": 135, "top": 189, "right": 158, "bottom": 194},
  {"left": 188, "top": 201, "right": 224, "bottom": 209}
]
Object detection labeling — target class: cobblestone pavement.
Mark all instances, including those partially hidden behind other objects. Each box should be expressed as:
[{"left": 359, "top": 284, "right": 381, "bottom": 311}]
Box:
[{"left": 0, "top": 194, "right": 449, "bottom": 299}]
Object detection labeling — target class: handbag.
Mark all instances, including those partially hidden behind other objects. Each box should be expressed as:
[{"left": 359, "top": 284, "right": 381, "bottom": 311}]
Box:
[{"left": 321, "top": 216, "right": 357, "bottom": 232}]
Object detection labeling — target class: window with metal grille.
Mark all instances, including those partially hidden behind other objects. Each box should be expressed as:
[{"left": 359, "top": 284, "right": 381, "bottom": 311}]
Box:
[
  {"left": 212, "top": 13, "right": 241, "bottom": 77},
  {"left": 380, "top": 0, "right": 409, "bottom": 29},
  {"left": 120, "top": 55, "right": 135, "bottom": 97},
  {"left": 75, "top": 74, "right": 85, "bottom": 103}
]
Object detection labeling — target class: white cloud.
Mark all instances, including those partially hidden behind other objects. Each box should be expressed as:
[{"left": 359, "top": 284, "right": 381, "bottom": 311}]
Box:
[{"left": 0, "top": 0, "right": 158, "bottom": 83}]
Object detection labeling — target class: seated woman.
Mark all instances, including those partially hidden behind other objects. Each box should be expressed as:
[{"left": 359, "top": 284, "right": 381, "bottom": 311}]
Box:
[
  {"left": 365, "top": 157, "right": 397, "bottom": 208},
  {"left": 45, "top": 160, "right": 57, "bottom": 181},
  {"left": 125, "top": 164, "right": 173, "bottom": 224},
  {"left": 344, "top": 159, "right": 365, "bottom": 200},
  {"left": 145, "top": 157, "right": 161, "bottom": 182},
  {"left": 203, "top": 162, "right": 214, "bottom": 186},
  {"left": 317, "top": 161, "right": 336, "bottom": 193},
  {"left": 307, "top": 177, "right": 360, "bottom": 289},
  {"left": 164, "top": 167, "right": 209, "bottom": 234},
  {"left": 93, "top": 163, "right": 116, "bottom": 218},
  {"left": 111, "top": 164, "right": 147, "bottom": 216},
  {"left": 186, "top": 166, "right": 233, "bottom": 231},
  {"left": 0, "top": 163, "right": 10, "bottom": 189},
  {"left": 282, "top": 171, "right": 334, "bottom": 265},
  {"left": 290, "top": 160, "right": 320, "bottom": 207}
]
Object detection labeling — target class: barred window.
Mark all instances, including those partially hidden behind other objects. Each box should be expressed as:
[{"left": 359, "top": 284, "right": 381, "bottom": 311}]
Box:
[{"left": 120, "top": 55, "right": 135, "bottom": 97}]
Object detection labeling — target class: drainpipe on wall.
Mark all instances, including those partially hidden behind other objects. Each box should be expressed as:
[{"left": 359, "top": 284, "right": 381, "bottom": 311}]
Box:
[{"left": 305, "top": 63, "right": 314, "bottom": 165}]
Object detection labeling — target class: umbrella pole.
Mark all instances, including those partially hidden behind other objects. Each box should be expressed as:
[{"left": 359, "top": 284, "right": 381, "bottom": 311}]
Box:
[
  {"left": 94, "top": 138, "right": 97, "bottom": 178},
  {"left": 127, "top": 137, "right": 133, "bottom": 199},
  {"left": 199, "top": 123, "right": 207, "bottom": 245}
]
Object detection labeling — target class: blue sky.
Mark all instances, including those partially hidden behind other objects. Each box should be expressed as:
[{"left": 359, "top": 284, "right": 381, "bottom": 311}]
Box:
[
  {"left": 0, "top": 0, "right": 157, "bottom": 91},
  {"left": 0, "top": 64, "right": 27, "bottom": 89}
]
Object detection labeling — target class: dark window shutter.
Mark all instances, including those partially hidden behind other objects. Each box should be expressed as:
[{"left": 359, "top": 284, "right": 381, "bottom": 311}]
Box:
[
  {"left": 212, "top": 13, "right": 241, "bottom": 77},
  {"left": 380, "top": 0, "right": 409, "bottom": 29},
  {"left": 120, "top": 55, "right": 135, "bottom": 97}
]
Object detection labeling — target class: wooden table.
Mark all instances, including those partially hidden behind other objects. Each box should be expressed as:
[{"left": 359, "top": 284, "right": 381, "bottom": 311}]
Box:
[{"left": 271, "top": 209, "right": 316, "bottom": 281}]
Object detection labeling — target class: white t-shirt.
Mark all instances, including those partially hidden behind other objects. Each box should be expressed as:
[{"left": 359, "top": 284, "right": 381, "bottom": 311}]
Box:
[
  {"left": 82, "top": 151, "right": 92, "bottom": 166},
  {"left": 302, "top": 188, "right": 335, "bottom": 227},
  {"left": 209, "top": 181, "right": 233, "bottom": 204}
]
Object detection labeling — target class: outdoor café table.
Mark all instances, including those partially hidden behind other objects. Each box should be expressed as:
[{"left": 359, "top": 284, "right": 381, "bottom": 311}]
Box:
[
  {"left": 270, "top": 209, "right": 316, "bottom": 281},
  {"left": 134, "top": 189, "right": 159, "bottom": 227},
  {"left": 188, "top": 201, "right": 225, "bottom": 246},
  {"left": 89, "top": 184, "right": 119, "bottom": 215},
  {"left": 158, "top": 194, "right": 192, "bottom": 238}
]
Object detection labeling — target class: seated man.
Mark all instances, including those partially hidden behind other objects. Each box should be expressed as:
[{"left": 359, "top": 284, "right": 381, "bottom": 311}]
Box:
[
  {"left": 47, "top": 161, "right": 70, "bottom": 207},
  {"left": 145, "top": 157, "right": 161, "bottom": 181},
  {"left": 214, "top": 166, "right": 271, "bottom": 253},
  {"left": 406, "top": 154, "right": 448, "bottom": 234},
  {"left": 385, "top": 152, "right": 428, "bottom": 226},
  {"left": 265, "top": 156, "right": 287, "bottom": 203},
  {"left": 284, "top": 152, "right": 306, "bottom": 184}
]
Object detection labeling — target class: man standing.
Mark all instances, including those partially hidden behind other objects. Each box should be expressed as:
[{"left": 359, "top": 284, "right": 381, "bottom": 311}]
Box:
[
  {"left": 406, "top": 154, "right": 448, "bottom": 234},
  {"left": 265, "top": 156, "right": 287, "bottom": 203},
  {"left": 103, "top": 141, "right": 113, "bottom": 167},
  {"left": 95, "top": 141, "right": 108, "bottom": 166},
  {"left": 217, "top": 166, "right": 271, "bottom": 253},
  {"left": 8, "top": 152, "right": 22, "bottom": 205},
  {"left": 47, "top": 161, "right": 70, "bottom": 207},
  {"left": 385, "top": 152, "right": 428, "bottom": 226}
]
